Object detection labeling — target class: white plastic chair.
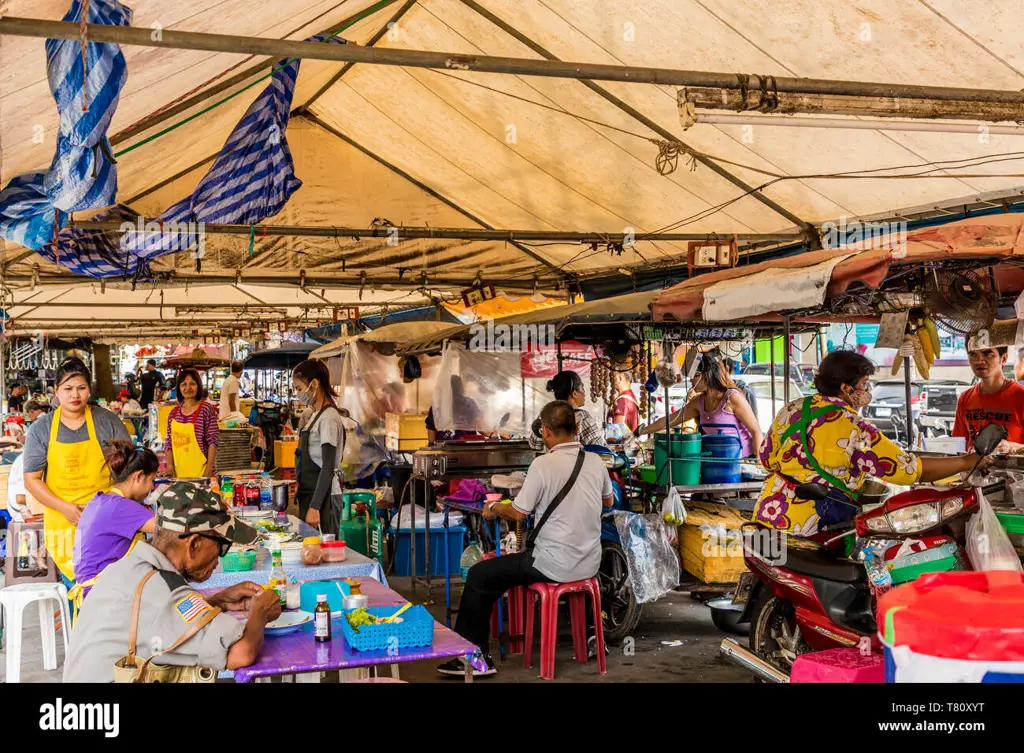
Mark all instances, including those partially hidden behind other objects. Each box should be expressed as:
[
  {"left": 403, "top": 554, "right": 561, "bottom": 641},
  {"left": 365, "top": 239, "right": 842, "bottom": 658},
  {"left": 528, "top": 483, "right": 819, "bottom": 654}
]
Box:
[{"left": 0, "top": 582, "right": 71, "bottom": 683}]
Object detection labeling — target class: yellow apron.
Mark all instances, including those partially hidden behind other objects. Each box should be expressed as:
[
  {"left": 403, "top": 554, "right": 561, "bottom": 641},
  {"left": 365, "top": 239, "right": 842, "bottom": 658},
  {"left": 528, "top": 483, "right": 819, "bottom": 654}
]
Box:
[
  {"left": 170, "top": 400, "right": 208, "bottom": 478},
  {"left": 44, "top": 406, "right": 112, "bottom": 580},
  {"left": 69, "top": 531, "right": 145, "bottom": 621}
]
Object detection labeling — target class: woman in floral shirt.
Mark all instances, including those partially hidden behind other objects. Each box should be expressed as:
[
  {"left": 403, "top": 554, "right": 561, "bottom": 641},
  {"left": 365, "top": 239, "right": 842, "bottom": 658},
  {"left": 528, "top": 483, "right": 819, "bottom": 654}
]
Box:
[{"left": 754, "top": 350, "right": 983, "bottom": 537}]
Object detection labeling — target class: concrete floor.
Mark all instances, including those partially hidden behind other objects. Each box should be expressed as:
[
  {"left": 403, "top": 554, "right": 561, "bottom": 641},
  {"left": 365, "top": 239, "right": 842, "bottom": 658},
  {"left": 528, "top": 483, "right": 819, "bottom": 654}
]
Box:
[{"left": 0, "top": 574, "right": 749, "bottom": 683}]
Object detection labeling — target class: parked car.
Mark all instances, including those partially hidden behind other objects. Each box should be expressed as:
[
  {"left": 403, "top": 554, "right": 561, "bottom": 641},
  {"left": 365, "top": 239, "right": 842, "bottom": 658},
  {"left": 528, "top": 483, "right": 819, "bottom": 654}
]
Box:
[
  {"left": 919, "top": 379, "right": 971, "bottom": 437},
  {"left": 742, "top": 362, "right": 809, "bottom": 390}
]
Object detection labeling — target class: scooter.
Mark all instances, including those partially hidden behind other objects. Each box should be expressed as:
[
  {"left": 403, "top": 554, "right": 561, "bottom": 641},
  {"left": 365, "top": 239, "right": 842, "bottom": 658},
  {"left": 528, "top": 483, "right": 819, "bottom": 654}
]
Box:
[
  {"left": 720, "top": 423, "right": 1006, "bottom": 682},
  {"left": 583, "top": 444, "right": 644, "bottom": 644}
]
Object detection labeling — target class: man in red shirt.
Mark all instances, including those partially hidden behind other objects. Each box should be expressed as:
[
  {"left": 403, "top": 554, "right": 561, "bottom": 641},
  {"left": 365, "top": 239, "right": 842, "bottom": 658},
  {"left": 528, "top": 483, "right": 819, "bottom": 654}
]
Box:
[{"left": 953, "top": 336, "right": 1024, "bottom": 453}]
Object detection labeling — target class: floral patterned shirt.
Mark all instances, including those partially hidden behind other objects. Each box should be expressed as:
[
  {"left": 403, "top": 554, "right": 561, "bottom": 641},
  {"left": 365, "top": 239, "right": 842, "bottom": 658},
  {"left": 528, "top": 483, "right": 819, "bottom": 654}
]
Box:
[{"left": 753, "top": 394, "right": 922, "bottom": 536}]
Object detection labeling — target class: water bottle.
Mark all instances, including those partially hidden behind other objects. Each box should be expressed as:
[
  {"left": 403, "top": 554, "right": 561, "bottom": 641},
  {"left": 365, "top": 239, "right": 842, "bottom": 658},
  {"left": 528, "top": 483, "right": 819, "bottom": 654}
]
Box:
[
  {"left": 147, "top": 402, "right": 159, "bottom": 447},
  {"left": 459, "top": 539, "right": 484, "bottom": 580},
  {"left": 259, "top": 472, "right": 273, "bottom": 511},
  {"left": 863, "top": 546, "right": 893, "bottom": 597}
]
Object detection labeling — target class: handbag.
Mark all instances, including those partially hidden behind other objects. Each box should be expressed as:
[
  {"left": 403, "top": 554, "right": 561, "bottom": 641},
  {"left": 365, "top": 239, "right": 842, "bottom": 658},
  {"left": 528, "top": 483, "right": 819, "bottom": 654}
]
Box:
[
  {"left": 525, "top": 450, "right": 586, "bottom": 550},
  {"left": 112, "top": 570, "right": 221, "bottom": 683}
]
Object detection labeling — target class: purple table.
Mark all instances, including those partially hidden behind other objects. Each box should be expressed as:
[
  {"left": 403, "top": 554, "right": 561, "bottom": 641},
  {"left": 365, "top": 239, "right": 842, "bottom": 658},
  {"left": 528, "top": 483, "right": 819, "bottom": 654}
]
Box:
[{"left": 203, "top": 577, "right": 478, "bottom": 683}]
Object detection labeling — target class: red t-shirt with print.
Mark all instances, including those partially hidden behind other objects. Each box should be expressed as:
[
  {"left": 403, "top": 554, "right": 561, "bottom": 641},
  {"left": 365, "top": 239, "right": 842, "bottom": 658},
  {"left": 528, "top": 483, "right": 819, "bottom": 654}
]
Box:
[{"left": 953, "top": 380, "right": 1024, "bottom": 450}]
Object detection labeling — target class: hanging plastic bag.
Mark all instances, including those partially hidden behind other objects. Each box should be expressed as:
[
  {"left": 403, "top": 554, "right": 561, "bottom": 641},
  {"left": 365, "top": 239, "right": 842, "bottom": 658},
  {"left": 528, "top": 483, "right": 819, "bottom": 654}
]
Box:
[
  {"left": 966, "top": 490, "right": 1022, "bottom": 572},
  {"left": 661, "top": 486, "right": 687, "bottom": 526},
  {"left": 613, "top": 512, "right": 680, "bottom": 604}
]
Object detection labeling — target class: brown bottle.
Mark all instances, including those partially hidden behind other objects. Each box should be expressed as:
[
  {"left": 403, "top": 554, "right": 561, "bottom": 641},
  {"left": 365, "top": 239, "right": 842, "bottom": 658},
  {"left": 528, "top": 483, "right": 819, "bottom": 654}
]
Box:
[{"left": 314, "top": 594, "right": 332, "bottom": 643}]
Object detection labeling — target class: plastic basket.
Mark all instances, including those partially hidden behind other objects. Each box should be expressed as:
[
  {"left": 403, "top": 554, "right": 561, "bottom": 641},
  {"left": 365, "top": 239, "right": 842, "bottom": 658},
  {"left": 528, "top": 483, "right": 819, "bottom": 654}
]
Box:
[
  {"left": 340, "top": 605, "right": 435, "bottom": 652},
  {"left": 220, "top": 550, "right": 257, "bottom": 572}
]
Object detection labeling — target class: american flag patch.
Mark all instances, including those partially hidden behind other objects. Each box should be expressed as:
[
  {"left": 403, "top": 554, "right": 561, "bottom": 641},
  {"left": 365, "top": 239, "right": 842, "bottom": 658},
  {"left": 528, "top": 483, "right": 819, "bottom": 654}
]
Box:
[{"left": 175, "top": 594, "right": 211, "bottom": 624}]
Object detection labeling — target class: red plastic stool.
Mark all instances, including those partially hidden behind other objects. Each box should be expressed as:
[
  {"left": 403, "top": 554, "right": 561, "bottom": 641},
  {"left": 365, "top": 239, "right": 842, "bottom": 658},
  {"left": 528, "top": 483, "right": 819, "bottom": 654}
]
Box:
[
  {"left": 524, "top": 578, "right": 607, "bottom": 680},
  {"left": 489, "top": 586, "right": 527, "bottom": 655}
]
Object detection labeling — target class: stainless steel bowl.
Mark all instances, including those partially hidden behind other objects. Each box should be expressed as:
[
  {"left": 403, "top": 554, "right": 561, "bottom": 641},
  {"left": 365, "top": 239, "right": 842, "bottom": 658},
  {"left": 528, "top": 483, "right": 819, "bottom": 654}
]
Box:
[{"left": 343, "top": 594, "right": 368, "bottom": 610}]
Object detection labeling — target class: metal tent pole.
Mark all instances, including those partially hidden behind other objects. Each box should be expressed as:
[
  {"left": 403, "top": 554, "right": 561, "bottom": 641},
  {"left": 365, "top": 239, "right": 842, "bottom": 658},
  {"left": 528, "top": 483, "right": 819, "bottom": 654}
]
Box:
[
  {"left": 663, "top": 339, "right": 673, "bottom": 489},
  {"left": 2, "top": 17, "right": 1023, "bottom": 105},
  {"left": 904, "top": 356, "right": 915, "bottom": 449},
  {"left": 770, "top": 338, "right": 777, "bottom": 408},
  {"left": 783, "top": 316, "right": 791, "bottom": 403}
]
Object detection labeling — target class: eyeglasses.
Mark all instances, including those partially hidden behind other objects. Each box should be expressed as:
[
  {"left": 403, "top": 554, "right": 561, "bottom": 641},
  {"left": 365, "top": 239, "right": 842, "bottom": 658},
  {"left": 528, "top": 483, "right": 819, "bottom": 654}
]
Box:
[{"left": 181, "top": 532, "right": 232, "bottom": 557}]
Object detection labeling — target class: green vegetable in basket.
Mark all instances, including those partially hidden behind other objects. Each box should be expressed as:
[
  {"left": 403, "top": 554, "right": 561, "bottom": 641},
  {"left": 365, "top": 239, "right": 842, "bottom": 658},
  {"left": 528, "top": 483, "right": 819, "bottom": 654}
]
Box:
[{"left": 345, "top": 608, "right": 378, "bottom": 632}]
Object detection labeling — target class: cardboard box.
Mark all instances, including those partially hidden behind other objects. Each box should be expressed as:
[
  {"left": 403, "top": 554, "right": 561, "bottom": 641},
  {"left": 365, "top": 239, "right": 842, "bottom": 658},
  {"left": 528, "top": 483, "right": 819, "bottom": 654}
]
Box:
[
  {"left": 386, "top": 413, "right": 428, "bottom": 440},
  {"left": 678, "top": 501, "right": 749, "bottom": 584},
  {"left": 385, "top": 435, "right": 429, "bottom": 452},
  {"left": 274, "top": 439, "right": 298, "bottom": 469},
  {"left": 4, "top": 520, "right": 60, "bottom": 585}
]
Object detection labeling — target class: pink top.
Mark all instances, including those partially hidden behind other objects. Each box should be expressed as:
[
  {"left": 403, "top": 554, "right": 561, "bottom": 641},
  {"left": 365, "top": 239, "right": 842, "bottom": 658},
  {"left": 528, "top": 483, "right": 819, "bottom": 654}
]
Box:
[{"left": 698, "top": 389, "right": 753, "bottom": 457}]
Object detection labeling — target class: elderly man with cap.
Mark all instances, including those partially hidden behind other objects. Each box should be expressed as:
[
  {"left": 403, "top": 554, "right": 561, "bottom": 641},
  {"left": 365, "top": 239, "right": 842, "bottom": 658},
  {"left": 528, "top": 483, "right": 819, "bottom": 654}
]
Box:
[
  {"left": 63, "top": 481, "right": 281, "bottom": 682},
  {"left": 953, "top": 329, "right": 1024, "bottom": 454}
]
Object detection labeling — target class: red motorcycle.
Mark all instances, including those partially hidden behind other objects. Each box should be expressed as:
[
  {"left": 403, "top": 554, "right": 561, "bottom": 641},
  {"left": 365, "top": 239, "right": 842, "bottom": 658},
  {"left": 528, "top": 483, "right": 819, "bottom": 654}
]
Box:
[{"left": 720, "top": 423, "right": 1005, "bottom": 683}]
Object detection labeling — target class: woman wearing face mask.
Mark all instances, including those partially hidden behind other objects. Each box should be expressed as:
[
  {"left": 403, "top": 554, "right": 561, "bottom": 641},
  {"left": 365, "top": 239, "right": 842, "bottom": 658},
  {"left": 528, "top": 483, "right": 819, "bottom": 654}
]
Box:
[
  {"left": 292, "top": 359, "right": 346, "bottom": 535},
  {"left": 164, "top": 368, "right": 219, "bottom": 479},
  {"left": 754, "top": 350, "right": 984, "bottom": 537}
]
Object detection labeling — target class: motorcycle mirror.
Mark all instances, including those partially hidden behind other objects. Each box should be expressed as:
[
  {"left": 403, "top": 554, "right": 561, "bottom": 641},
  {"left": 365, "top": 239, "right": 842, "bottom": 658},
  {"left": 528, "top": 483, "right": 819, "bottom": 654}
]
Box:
[
  {"left": 974, "top": 423, "right": 1007, "bottom": 457},
  {"left": 795, "top": 482, "right": 831, "bottom": 501}
]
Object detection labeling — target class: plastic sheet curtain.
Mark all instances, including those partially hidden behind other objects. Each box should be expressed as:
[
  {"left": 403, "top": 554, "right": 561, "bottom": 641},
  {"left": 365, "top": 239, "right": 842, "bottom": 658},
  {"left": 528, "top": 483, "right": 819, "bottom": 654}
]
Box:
[
  {"left": 0, "top": 0, "right": 130, "bottom": 250},
  {"left": 430, "top": 344, "right": 551, "bottom": 437},
  {"left": 338, "top": 342, "right": 440, "bottom": 475}
]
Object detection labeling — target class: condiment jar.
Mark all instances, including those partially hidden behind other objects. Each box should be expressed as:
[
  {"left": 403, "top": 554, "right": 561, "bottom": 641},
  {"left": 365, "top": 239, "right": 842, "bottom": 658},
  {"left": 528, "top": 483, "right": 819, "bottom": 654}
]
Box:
[
  {"left": 322, "top": 540, "right": 347, "bottom": 562},
  {"left": 301, "top": 536, "right": 323, "bottom": 566}
]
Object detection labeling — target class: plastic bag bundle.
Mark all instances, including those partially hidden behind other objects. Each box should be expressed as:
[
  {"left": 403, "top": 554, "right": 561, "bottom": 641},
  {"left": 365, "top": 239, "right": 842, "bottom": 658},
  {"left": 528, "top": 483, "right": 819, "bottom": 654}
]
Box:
[
  {"left": 612, "top": 511, "right": 680, "bottom": 604},
  {"left": 661, "top": 486, "right": 687, "bottom": 526},
  {"left": 966, "top": 490, "right": 1023, "bottom": 572}
]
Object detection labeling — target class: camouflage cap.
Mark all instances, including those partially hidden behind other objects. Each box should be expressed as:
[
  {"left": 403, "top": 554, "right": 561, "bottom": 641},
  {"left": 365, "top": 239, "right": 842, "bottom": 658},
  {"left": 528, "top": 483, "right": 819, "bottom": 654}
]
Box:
[{"left": 156, "top": 481, "right": 259, "bottom": 545}]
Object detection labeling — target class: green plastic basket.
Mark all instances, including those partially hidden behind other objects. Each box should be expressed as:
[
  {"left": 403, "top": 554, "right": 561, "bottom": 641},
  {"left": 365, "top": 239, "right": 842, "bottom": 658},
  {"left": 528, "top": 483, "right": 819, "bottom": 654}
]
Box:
[
  {"left": 220, "top": 550, "right": 257, "bottom": 572},
  {"left": 997, "top": 510, "right": 1024, "bottom": 535}
]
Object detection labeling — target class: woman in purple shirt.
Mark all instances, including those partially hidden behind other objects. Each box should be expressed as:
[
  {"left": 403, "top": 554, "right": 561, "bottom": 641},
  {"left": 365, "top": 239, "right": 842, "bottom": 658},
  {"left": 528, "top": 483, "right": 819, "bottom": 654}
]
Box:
[{"left": 70, "top": 440, "right": 159, "bottom": 617}]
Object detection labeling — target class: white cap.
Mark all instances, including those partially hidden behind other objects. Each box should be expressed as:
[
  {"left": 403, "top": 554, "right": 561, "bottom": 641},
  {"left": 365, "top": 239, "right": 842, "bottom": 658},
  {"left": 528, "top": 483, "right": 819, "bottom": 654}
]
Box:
[
  {"left": 966, "top": 328, "right": 993, "bottom": 352},
  {"left": 317, "top": 594, "right": 328, "bottom": 602}
]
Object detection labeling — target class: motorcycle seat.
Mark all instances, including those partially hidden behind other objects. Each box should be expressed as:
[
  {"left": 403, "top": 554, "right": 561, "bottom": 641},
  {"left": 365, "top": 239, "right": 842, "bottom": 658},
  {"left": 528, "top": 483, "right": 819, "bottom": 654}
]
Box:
[{"left": 783, "top": 547, "right": 866, "bottom": 583}]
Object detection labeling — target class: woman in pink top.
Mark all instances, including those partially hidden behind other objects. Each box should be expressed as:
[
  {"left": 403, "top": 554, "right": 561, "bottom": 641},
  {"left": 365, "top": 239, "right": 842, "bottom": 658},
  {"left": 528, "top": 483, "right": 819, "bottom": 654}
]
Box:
[{"left": 641, "top": 350, "right": 762, "bottom": 458}]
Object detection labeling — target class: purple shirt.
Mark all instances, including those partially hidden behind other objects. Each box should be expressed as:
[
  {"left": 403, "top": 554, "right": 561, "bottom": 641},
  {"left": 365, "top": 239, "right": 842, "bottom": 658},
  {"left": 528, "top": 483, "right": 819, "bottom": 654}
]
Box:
[{"left": 73, "top": 491, "right": 154, "bottom": 588}]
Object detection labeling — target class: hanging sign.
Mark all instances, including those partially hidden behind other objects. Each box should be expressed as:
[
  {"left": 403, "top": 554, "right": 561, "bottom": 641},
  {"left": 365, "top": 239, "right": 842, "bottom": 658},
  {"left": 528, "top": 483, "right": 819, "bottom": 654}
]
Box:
[
  {"left": 520, "top": 340, "right": 595, "bottom": 379},
  {"left": 462, "top": 283, "right": 496, "bottom": 308}
]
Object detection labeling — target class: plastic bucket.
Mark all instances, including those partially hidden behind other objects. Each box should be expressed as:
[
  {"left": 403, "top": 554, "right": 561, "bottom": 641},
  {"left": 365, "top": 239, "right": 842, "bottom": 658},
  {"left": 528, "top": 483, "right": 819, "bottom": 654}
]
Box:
[
  {"left": 700, "top": 424, "right": 742, "bottom": 484},
  {"left": 654, "top": 432, "right": 701, "bottom": 486},
  {"left": 883, "top": 640, "right": 1024, "bottom": 683}
]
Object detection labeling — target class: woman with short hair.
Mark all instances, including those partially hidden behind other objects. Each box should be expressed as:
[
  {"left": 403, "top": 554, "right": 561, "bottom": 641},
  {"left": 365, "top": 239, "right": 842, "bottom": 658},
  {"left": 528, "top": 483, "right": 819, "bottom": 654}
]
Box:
[{"left": 755, "top": 349, "right": 984, "bottom": 537}]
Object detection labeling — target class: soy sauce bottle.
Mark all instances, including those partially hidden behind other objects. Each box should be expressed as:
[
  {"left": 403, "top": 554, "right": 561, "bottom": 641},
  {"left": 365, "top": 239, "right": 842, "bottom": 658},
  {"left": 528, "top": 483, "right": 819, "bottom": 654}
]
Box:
[{"left": 314, "top": 594, "right": 332, "bottom": 643}]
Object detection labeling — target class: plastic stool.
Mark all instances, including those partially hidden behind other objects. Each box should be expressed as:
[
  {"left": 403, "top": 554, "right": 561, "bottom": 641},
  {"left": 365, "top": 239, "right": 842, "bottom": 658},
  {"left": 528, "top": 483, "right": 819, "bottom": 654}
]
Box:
[
  {"left": 791, "top": 648, "right": 885, "bottom": 683},
  {"left": 524, "top": 578, "right": 607, "bottom": 680},
  {"left": 489, "top": 585, "right": 527, "bottom": 655},
  {"left": 0, "top": 583, "right": 71, "bottom": 683}
]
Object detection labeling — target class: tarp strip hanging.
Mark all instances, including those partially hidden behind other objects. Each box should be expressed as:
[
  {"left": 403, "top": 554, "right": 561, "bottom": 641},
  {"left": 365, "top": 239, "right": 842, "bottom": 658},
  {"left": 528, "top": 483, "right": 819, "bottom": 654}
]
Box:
[
  {"left": 44, "top": 33, "right": 344, "bottom": 277},
  {"left": 0, "top": 0, "right": 130, "bottom": 250}
]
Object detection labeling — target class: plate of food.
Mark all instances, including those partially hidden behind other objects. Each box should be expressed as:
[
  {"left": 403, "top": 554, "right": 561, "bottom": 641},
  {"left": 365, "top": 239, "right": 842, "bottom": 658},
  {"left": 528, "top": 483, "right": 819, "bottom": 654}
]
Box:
[{"left": 264, "top": 612, "right": 311, "bottom": 636}]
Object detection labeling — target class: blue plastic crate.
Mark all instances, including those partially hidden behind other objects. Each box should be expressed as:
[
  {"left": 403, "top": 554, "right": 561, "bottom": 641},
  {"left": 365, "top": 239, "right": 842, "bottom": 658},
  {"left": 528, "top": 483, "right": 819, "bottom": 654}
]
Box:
[
  {"left": 340, "top": 605, "right": 435, "bottom": 652},
  {"left": 393, "top": 525, "right": 466, "bottom": 577}
]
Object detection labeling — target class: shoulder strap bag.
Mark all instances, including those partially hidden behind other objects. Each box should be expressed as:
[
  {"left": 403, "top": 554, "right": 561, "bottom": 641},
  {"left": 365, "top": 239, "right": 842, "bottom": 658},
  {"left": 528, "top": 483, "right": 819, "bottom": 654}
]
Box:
[{"left": 112, "top": 570, "right": 222, "bottom": 683}]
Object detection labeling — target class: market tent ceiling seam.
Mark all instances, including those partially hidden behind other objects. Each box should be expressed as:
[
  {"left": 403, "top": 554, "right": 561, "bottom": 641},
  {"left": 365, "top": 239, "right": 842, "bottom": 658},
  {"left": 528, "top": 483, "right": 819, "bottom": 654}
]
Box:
[{"left": 1, "top": 0, "right": 1023, "bottom": 334}]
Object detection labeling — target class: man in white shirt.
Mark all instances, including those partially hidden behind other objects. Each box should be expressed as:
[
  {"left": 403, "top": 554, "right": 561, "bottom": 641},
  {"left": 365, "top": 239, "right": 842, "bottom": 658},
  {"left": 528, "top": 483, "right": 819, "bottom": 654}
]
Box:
[
  {"left": 219, "top": 361, "right": 244, "bottom": 420},
  {"left": 437, "top": 400, "right": 613, "bottom": 677}
]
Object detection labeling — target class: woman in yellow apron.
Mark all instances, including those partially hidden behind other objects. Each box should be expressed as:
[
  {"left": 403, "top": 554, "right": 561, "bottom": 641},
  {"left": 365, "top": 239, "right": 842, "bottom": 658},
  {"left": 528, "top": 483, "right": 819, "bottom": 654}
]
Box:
[
  {"left": 163, "top": 368, "right": 219, "bottom": 479},
  {"left": 23, "top": 357, "right": 132, "bottom": 595},
  {"left": 68, "top": 440, "right": 159, "bottom": 617}
]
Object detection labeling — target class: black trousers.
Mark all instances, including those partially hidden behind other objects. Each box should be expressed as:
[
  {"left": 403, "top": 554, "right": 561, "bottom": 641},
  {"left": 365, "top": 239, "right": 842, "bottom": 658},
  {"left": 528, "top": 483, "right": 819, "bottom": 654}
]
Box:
[
  {"left": 296, "top": 490, "right": 341, "bottom": 539},
  {"left": 455, "top": 551, "right": 552, "bottom": 653}
]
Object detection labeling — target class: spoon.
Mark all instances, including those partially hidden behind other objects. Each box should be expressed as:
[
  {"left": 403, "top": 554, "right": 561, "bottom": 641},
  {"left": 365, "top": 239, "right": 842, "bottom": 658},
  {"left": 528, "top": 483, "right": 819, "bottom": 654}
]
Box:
[{"left": 381, "top": 602, "right": 413, "bottom": 624}]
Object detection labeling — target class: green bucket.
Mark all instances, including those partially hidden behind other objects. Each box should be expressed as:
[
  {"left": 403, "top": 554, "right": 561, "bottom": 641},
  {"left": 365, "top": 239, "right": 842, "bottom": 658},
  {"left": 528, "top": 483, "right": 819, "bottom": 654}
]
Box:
[{"left": 654, "top": 432, "right": 701, "bottom": 486}]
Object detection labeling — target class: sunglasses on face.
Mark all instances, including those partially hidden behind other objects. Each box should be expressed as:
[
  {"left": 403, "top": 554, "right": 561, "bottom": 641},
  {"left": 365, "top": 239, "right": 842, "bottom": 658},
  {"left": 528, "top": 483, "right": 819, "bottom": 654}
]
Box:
[{"left": 181, "top": 532, "right": 233, "bottom": 557}]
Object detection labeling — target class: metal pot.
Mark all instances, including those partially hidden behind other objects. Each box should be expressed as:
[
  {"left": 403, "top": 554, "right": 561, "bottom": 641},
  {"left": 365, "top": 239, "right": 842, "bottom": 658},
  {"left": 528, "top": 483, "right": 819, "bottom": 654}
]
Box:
[
  {"left": 707, "top": 597, "right": 749, "bottom": 636},
  {"left": 271, "top": 481, "right": 290, "bottom": 512}
]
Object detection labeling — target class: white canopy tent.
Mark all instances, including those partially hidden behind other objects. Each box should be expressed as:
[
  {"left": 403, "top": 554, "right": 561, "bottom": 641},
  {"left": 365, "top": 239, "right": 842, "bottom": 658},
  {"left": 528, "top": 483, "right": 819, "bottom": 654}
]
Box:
[{"left": 0, "top": 0, "right": 1022, "bottom": 337}]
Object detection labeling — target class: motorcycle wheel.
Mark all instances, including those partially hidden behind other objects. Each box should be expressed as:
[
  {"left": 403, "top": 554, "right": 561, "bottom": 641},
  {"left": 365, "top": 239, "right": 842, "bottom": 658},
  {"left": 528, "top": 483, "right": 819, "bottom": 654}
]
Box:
[
  {"left": 598, "top": 540, "right": 641, "bottom": 645},
  {"left": 748, "top": 590, "right": 808, "bottom": 681}
]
